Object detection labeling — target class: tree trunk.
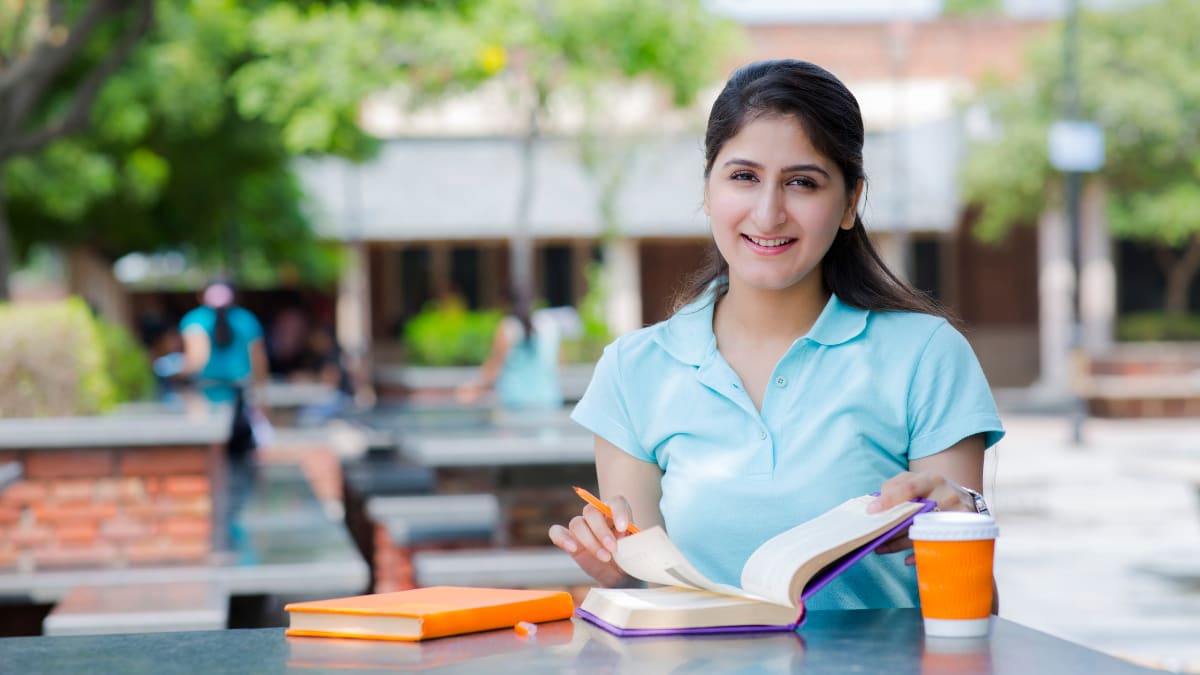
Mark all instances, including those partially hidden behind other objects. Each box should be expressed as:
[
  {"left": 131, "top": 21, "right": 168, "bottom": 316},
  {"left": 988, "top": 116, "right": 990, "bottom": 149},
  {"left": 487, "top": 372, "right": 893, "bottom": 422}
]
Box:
[
  {"left": 0, "top": 187, "right": 11, "bottom": 302},
  {"left": 66, "top": 247, "right": 132, "bottom": 329},
  {"left": 1155, "top": 236, "right": 1200, "bottom": 316},
  {"left": 510, "top": 100, "right": 540, "bottom": 305}
]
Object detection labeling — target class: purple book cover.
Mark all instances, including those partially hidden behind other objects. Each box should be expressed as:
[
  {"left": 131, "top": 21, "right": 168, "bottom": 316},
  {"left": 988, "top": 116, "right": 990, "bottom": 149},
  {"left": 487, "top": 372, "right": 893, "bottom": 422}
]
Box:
[{"left": 576, "top": 498, "right": 936, "bottom": 637}]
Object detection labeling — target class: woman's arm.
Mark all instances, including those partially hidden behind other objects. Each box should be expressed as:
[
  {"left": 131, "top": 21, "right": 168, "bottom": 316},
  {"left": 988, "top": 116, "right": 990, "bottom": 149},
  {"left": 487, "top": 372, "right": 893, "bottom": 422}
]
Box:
[
  {"left": 548, "top": 436, "right": 664, "bottom": 587},
  {"left": 249, "top": 338, "right": 269, "bottom": 388},
  {"left": 455, "top": 321, "right": 514, "bottom": 403},
  {"left": 181, "top": 328, "right": 210, "bottom": 375},
  {"left": 872, "top": 433, "right": 998, "bottom": 612},
  {"left": 871, "top": 434, "right": 986, "bottom": 522}
]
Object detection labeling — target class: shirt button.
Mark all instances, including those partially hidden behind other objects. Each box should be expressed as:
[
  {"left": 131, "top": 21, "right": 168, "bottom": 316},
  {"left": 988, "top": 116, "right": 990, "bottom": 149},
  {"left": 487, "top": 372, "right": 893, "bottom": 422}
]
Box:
[
  {"left": 774, "top": 376, "right": 787, "bottom": 387},
  {"left": 758, "top": 429, "right": 768, "bottom": 440}
]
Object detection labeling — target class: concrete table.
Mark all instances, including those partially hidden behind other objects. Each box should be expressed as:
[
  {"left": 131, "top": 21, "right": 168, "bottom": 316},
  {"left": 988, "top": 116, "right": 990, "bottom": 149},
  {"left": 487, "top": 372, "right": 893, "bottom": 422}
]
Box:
[{"left": 0, "top": 609, "right": 1163, "bottom": 674}]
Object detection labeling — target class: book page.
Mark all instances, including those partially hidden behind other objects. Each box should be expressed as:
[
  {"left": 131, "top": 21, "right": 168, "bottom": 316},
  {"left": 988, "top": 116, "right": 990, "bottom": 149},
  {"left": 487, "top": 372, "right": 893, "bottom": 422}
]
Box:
[
  {"left": 613, "top": 526, "right": 764, "bottom": 601},
  {"left": 739, "top": 496, "right": 923, "bottom": 607}
]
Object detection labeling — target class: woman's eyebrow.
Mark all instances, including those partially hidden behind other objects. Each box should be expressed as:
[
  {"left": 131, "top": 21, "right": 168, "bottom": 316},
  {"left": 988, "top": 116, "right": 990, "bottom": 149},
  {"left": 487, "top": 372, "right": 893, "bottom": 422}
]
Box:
[{"left": 722, "top": 158, "right": 831, "bottom": 179}]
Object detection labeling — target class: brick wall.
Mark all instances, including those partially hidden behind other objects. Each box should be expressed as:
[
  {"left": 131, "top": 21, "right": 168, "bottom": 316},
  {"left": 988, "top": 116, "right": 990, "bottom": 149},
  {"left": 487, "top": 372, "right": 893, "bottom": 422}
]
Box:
[
  {"left": 0, "top": 444, "right": 219, "bottom": 572},
  {"left": 361, "top": 466, "right": 597, "bottom": 593}
]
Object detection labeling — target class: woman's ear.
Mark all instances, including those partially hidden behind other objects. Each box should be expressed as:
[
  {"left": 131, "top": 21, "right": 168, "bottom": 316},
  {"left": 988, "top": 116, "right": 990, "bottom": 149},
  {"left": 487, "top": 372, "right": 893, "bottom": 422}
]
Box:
[{"left": 840, "top": 180, "right": 864, "bottom": 230}]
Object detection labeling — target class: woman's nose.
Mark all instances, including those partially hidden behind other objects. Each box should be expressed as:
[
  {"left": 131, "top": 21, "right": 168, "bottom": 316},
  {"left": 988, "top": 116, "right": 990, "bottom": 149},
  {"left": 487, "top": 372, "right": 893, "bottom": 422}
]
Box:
[{"left": 752, "top": 187, "right": 786, "bottom": 229}]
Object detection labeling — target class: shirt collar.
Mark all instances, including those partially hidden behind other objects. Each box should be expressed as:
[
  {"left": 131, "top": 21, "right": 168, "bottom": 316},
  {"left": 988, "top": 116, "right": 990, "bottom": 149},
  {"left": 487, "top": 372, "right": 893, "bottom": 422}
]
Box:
[{"left": 654, "top": 283, "right": 869, "bottom": 367}]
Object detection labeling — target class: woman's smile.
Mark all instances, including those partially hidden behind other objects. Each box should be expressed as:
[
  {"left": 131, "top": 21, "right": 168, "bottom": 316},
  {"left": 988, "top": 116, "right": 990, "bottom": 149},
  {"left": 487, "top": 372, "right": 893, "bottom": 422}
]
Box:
[{"left": 742, "top": 234, "right": 797, "bottom": 254}]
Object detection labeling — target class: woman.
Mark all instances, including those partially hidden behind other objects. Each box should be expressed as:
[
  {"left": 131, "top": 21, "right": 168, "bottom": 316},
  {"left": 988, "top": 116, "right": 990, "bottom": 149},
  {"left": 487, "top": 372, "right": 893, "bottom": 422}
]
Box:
[
  {"left": 180, "top": 281, "right": 270, "bottom": 533},
  {"left": 548, "top": 60, "right": 1004, "bottom": 610},
  {"left": 456, "top": 291, "right": 565, "bottom": 411}
]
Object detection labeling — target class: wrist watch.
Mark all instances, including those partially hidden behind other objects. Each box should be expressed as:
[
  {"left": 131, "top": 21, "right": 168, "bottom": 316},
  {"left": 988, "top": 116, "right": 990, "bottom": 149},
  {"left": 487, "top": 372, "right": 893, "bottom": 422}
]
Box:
[{"left": 956, "top": 485, "right": 990, "bottom": 516}]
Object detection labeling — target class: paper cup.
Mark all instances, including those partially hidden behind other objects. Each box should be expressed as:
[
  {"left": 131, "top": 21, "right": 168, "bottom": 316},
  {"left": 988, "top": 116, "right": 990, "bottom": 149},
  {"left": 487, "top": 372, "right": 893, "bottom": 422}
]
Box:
[{"left": 909, "top": 512, "right": 998, "bottom": 638}]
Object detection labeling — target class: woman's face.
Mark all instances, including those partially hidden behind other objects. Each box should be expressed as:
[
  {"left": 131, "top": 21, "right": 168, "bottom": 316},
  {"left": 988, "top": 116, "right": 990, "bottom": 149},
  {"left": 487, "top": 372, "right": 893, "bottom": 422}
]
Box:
[{"left": 704, "top": 114, "right": 860, "bottom": 295}]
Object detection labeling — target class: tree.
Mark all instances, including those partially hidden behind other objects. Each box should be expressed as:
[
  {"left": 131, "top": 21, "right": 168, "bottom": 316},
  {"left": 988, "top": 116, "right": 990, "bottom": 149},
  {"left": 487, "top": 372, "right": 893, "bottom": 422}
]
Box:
[
  {"left": 460, "top": 0, "right": 739, "bottom": 308},
  {"left": 1, "top": 0, "right": 499, "bottom": 301},
  {"left": 962, "top": 0, "right": 1200, "bottom": 314},
  {"left": 0, "top": 0, "right": 154, "bottom": 301}
]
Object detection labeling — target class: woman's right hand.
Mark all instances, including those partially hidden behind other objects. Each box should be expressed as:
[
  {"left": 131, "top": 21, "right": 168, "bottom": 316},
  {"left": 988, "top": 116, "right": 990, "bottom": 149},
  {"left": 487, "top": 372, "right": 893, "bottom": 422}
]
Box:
[{"left": 548, "top": 495, "right": 637, "bottom": 588}]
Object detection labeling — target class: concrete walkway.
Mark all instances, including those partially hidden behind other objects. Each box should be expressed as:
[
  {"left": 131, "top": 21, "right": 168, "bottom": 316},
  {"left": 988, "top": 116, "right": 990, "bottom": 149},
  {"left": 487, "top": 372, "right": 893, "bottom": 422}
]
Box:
[{"left": 991, "top": 413, "right": 1200, "bottom": 673}]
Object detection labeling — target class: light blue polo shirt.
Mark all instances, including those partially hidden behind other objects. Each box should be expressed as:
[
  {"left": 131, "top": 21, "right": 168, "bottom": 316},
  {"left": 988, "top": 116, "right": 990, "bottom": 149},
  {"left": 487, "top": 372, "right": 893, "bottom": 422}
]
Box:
[{"left": 570, "top": 290, "right": 1004, "bottom": 610}]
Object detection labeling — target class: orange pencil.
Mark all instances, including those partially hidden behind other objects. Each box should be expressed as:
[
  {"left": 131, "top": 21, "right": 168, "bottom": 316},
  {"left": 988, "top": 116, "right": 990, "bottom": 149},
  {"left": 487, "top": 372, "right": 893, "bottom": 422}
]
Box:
[{"left": 573, "top": 486, "right": 641, "bottom": 534}]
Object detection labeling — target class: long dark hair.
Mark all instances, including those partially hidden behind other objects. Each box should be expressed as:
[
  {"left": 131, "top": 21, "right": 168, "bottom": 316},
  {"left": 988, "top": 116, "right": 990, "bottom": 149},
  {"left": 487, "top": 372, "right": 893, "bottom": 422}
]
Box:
[
  {"left": 212, "top": 307, "right": 233, "bottom": 348},
  {"left": 203, "top": 281, "right": 236, "bottom": 348},
  {"left": 674, "top": 59, "right": 948, "bottom": 320},
  {"left": 510, "top": 286, "right": 535, "bottom": 345}
]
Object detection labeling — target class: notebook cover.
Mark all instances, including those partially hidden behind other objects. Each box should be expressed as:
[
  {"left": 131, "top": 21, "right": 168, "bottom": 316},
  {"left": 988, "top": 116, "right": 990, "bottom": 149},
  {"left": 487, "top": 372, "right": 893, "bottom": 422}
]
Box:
[
  {"left": 286, "top": 586, "right": 574, "bottom": 641},
  {"left": 576, "top": 498, "right": 936, "bottom": 637}
]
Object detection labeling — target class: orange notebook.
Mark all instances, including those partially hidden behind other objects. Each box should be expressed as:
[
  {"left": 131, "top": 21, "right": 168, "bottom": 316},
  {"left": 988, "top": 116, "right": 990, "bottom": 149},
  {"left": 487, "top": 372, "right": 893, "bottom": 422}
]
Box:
[{"left": 284, "top": 586, "right": 575, "bottom": 642}]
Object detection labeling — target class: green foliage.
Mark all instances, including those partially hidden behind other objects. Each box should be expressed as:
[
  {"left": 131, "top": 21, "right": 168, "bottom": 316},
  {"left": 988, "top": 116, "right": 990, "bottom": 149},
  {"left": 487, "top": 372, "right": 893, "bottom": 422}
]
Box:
[
  {"left": 0, "top": 298, "right": 115, "bottom": 418},
  {"left": 95, "top": 318, "right": 156, "bottom": 404},
  {"left": 229, "top": 1, "right": 501, "bottom": 155},
  {"left": 1116, "top": 312, "right": 1200, "bottom": 342},
  {"left": 3, "top": 0, "right": 504, "bottom": 285},
  {"left": 943, "top": 0, "right": 1002, "bottom": 17},
  {"left": 473, "top": 0, "right": 739, "bottom": 107},
  {"left": 962, "top": 0, "right": 1200, "bottom": 247},
  {"left": 3, "top": 0, "right": 736, "bottom": 293},
  {"left": 403, "top": 299, "right": 503, "bottom": 366},
  {"left": 561, "top": 260, "right": 611, "bottom": 363}
]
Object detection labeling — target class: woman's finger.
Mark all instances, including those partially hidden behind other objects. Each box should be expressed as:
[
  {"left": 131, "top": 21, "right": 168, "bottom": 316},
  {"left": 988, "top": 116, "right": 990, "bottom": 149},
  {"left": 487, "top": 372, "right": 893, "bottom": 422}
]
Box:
[
  {"left": 582, "top": 508, "right": 619, "bottom": 554},
  {"left": 570, "top": 513, "right": 614, "bottom": 562},
  {"left": 547, "top": 524, "right": 578, "bottom": 554},
  {"left": 607, "top": 496, "right": 635, "bottom": 533}
]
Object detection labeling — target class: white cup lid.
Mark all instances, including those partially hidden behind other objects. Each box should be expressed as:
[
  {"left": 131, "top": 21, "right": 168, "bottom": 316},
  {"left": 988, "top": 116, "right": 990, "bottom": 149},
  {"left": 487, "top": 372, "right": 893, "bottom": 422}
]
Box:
[{"left": 908, "top": 512, "right": 998, "bottom": 541}]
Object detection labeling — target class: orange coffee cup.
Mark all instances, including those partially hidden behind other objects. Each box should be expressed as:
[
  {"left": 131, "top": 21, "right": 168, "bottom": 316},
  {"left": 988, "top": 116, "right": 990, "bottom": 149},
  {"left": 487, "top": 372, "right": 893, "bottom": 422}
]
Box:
[{"left": 909, "top": 512, "right": 998, "bottom": 637}]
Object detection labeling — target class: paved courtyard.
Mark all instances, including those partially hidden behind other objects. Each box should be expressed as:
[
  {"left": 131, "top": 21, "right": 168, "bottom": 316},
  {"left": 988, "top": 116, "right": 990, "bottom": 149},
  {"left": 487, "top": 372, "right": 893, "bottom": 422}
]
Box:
[{"left": 990, "top": 412, "right": 1200, "bottom": 673}]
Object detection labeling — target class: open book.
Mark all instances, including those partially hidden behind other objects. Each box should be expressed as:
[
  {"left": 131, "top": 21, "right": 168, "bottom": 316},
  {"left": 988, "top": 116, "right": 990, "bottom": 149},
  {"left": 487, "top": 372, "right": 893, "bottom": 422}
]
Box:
[{"left": 577, "top": 495, "right": 934, "bottom": 636}]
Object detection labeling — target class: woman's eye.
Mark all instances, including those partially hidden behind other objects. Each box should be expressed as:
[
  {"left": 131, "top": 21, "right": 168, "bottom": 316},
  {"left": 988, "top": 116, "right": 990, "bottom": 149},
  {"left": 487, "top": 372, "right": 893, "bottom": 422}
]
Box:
[
  {"left": 730, "top": 171, "right": 757, "bottom": 182},
  {"left": 787, "top": 176, "right": 817, "bottom": 188}
]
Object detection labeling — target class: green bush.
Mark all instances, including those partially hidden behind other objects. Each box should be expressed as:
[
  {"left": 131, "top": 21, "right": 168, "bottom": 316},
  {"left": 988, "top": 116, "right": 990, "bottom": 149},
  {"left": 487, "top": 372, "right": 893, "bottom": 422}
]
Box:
[
  {"left": 1116, "top": 312, "right": 1200, "bottom": 342},
  {"left": 96, "top": 319, "right": 156, "bottom": 403},
  {"left": 561, "top": 261, "right": 612, "bottom": 363},
  {"left": 0, "top": 298, "right": 156, "bottom": 418},
  {"left": 0, "top": 298, "right": 115, "bottom": 417},
  {"left": 403, "top": 298, "right": 503, "bottom": 366}
]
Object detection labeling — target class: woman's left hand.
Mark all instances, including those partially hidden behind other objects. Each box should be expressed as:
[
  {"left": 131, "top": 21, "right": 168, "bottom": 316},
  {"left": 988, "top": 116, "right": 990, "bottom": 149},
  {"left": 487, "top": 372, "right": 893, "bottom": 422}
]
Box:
[{"left": 868, "top": 470, "right": 975, "bottom": 565}]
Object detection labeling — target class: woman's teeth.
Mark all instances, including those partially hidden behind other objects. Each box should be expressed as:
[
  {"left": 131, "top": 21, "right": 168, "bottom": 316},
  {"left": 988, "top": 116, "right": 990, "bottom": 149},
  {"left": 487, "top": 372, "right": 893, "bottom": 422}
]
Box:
[{"left": 745, "top": 235, "right": 792, "bottom": 247}]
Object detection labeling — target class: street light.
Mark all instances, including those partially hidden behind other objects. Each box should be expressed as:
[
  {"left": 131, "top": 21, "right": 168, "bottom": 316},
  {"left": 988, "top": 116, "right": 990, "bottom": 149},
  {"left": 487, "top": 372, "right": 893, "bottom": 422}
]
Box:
[{"left": 1049, "top": 0, "right": 1105, "bottom": 445}]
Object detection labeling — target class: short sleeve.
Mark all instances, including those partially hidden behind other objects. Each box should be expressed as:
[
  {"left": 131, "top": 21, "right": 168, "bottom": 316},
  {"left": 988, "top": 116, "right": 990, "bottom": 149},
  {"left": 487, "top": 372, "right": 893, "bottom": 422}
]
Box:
[
  {"left": 907, "top": 322, "right": 1005, "bottom": 460},
  {"left": 179, "top": 308, "right": 208, "bottom": 335},
  {"left": 240, "top": 308, "right": 264, "bottom": 342},
  {"left": 569, "top": 340, "right": 653, "bottom": 463}
]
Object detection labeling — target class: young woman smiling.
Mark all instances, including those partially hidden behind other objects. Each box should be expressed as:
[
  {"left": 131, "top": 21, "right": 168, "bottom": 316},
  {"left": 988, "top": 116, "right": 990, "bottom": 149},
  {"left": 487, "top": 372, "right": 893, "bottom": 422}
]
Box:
[{"left": 549, "top": 60, "right": 1003, "bottom": 610}]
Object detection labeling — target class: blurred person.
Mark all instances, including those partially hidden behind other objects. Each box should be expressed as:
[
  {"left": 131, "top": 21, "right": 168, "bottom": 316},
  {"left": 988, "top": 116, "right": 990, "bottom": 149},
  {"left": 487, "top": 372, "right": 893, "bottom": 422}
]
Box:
[
  {"left": 456, "top": 292, "right": 577, "bottom": 411},
  {"left": 295, "top": 325, "right": 356, "bottom": 426},
  {"left": 267, "top": 305, "right": 309, "bottom": 376},
  {"left": 179, "top": 280, "right": 270, "bottom": 544},
  {"left": 548, "top": 60, "right": 1004, "bottom": 610}
]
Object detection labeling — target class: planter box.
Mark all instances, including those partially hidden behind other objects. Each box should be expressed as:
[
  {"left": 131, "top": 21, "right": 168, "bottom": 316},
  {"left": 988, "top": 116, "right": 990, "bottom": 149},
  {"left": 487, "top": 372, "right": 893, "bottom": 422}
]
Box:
[
  {"left": 373, "top": 363, "right": 595, "bottom": 404},
  {"left": 0, "top": 405, "right": 230, "bottom": 574},
  {"left": 1084, "top": 344, "right": 1200, "bottom": 418}
]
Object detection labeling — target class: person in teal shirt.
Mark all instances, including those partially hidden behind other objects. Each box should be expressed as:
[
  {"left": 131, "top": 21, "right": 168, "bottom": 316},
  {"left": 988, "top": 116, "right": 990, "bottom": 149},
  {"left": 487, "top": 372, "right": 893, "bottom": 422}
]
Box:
[
  {"left": 548, "top": 60, "right": 1005, "bottom": 610},
  {"left": 456, "top": 293, "right": 569, "bottom": 411},
  {"left": 180, "top": 281, "right": 270, "bottom": 543}
]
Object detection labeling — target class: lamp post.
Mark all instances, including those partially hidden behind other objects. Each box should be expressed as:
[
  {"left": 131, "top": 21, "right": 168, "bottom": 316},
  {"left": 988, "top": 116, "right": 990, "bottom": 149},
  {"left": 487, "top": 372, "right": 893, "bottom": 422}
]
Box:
[{"left": 1049, "top": 0, "right": 1104, "bottom": 445}]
